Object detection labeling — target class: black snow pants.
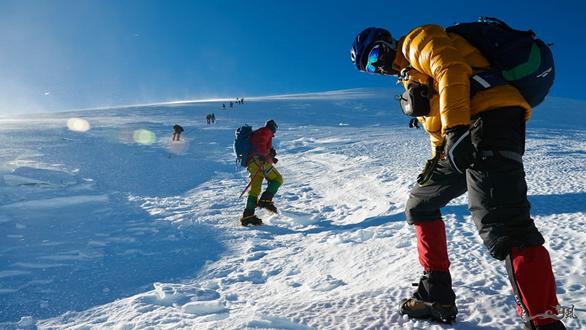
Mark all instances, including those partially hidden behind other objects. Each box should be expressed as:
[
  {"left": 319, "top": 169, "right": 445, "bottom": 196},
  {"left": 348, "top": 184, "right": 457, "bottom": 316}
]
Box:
[{"left": 405, "top": 106, "right": 545, "bottom": 304}]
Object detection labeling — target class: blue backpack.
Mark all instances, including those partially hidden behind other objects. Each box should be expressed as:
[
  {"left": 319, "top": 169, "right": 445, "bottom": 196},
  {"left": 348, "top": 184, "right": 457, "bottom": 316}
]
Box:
[
  {"left": 234, "top": 125, "right": 254, "bottom": 167},
  {"left": 446, "top": 17, "right": 555, "bottom": 108}
]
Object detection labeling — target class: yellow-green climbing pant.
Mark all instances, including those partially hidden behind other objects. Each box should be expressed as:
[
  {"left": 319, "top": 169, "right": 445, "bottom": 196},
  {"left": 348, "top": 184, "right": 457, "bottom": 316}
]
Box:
[{"left": 245, "top": 159, "right": 283, "bottom": 209}]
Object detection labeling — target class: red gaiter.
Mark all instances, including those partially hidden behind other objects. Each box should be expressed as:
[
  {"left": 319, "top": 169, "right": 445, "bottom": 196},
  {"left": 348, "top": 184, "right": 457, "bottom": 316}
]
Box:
[{"left": 414, "top": 219, "right": 450, "bottom": 272}]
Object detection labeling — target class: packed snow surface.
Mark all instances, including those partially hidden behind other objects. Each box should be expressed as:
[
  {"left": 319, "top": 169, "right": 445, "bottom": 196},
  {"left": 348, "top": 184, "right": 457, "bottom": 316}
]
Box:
[{"left": 0, "top": 88, "right": 584, "bottom": 329}]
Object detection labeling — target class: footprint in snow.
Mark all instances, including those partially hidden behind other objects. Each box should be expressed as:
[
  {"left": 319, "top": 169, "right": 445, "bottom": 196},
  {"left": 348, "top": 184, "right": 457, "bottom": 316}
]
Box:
[
  {"left": 137, "top": 283, "right": 190, "bottom": 307},
  {"left": 282, "top": 192, "right": 299, "bottom": 201},
  {"left": 137, "top": 282, "right": 223, "bottom": 312},
  {"left": 279, "top": 210, "right": 321, "bottom": 226},
  {"left": 182, "top": 300, "right": 227, "bottom": 316},
  {"left": 309, "top": 274, "right": 346, "bottom": 291},
  {"left": 245, "top": 251, "right": 268, "bottom": 261}
]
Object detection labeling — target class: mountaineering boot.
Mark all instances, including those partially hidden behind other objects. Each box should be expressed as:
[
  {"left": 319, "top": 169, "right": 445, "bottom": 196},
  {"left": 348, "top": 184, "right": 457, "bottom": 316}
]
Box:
[
  {"left": 399, "top": 271, "right": 458, "bottom": 323},
  {"left": 257, "top": 192, "right": 278, "bottom": 214},
  {"left": 257, "top": 199, "right": 278, "bottom": 214},
  {"left": 399, "top": 297, "right": 458, "bottom": 323},
  {"left": 240, "top": 208, "right": 263, "bottom": 226}
]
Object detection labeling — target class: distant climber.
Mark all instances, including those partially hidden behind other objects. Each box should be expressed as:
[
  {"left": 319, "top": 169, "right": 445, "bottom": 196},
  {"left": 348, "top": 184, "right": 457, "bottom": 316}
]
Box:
[{"left": 172, "top": 124, "right": 184, "bottom": 141}]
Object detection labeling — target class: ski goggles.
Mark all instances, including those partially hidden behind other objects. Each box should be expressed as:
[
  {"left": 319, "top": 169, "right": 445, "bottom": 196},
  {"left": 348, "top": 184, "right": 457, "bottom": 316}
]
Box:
[
  {"left": 365, "top": 42, "right": 397, "bottom": 75},
  {"left": 366, "top": 44, "right": 383, "bottom": 73}
]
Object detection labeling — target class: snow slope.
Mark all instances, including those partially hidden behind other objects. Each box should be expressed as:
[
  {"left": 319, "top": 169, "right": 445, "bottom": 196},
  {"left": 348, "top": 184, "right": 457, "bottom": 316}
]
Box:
[{"left": 0, "top": 88, "right": 584, "bottom": 329}]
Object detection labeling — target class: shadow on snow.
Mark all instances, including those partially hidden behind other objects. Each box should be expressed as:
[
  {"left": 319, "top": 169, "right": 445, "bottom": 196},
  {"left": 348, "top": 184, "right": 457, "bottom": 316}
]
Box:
[{"left": 0, "top": 193, "right": 225, "bottom": 323}]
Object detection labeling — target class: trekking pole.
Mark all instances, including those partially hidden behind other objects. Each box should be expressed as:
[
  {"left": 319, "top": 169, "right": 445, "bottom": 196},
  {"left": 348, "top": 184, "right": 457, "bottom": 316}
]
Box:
[{"left": 238, "top": 162, "right": 263, "bottom": 198}]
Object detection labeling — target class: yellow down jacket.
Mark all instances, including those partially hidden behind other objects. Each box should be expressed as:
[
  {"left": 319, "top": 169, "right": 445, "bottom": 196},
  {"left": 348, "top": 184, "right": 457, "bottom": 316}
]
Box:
[{"left": 391, "top": 24, "right": 531, "bottom": 152}]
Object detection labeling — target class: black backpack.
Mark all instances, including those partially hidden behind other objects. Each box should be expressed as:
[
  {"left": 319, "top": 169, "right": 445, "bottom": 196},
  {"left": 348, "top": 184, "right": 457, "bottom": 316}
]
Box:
[{"left": 446, "top": 17, "right": 554, "bottom": 108}]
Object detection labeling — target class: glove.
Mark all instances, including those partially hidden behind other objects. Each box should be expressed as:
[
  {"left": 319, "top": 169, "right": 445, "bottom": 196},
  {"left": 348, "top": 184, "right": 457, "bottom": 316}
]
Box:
[
  {"left": 270, "top": 148, "right": 277, "bottom": 157},
  {"left": 444, "top": 125, "right": 475, "bottom": 174},
  {"left": 272, "top": 157, "right": 279, "bottom": 164},
  {"left": 417, "top": 154, "right": 442, "bottom": 186}
]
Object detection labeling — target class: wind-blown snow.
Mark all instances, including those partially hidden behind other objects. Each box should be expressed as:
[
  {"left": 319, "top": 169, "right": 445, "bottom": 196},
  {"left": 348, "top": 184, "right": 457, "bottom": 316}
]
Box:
[{"left": 0, "top": 88, "right": 584, "bottom": 329}]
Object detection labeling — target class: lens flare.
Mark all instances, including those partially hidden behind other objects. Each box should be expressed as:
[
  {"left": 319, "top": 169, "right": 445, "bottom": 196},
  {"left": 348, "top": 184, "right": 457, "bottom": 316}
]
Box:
[
  {"left": 67, "top": 118, "right": 91, "bottom": 132},
  {"left": 133, "top": 129, "right": 156, "bottom": 145}
]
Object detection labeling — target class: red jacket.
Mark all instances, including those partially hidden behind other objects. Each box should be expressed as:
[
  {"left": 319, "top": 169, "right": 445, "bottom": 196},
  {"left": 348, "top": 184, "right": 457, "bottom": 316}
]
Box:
[{"left": 248, "top": 127, "right": 273, "bottom": 163}]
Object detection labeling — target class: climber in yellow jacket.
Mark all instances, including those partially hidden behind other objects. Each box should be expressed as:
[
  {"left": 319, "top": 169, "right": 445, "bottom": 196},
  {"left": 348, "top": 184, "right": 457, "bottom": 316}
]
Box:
[{"left": 351, "top": 24, "right": 564, "bottom": 329}]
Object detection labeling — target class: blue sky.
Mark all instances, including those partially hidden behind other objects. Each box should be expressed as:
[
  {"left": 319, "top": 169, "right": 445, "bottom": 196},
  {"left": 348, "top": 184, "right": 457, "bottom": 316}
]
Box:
[{"left": 1, "top": 0, "right": 584, "bottom": 112}]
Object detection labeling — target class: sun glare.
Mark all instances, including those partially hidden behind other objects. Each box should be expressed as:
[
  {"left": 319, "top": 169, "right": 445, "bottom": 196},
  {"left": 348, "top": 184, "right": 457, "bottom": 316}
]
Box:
[
  {"left": 133, "top": 129, "right": 156, "bottom": 145},
  {"left": 67, "top": 118, "right": 91, "bottom": 132}
]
